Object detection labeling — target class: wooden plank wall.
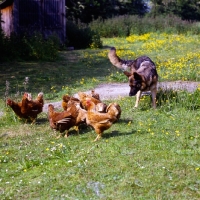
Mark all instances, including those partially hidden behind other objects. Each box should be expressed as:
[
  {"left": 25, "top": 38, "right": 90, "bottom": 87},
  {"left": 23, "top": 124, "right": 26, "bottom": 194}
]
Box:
[
  {"left": 1, "top": 4, "right": 13, "bottom": 36},
  {"left": 1, "top": 0, "right": 66, "bottom": 43}
]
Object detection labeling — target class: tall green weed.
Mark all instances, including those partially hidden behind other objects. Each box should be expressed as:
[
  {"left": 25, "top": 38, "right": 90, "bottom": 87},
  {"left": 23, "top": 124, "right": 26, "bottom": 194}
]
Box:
[{"left": 89, "top": 16, "right": 131, "bottom": 37}]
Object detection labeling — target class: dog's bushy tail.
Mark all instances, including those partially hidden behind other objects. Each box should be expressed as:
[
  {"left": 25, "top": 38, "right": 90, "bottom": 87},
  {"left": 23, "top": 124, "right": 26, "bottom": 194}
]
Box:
[
  {"left": 108, "top": 47, "right": 135, "bottom": 71},
  {"left": 108, "top": 47, "right": 131, "bottom": 71}
]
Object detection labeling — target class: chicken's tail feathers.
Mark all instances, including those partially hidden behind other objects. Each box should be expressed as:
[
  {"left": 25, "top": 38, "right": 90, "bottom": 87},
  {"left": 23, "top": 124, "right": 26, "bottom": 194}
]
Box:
[
  {"left": 106, "top": 102, "right": 121, "bottom": 120},
  {"left": 23, "top": 92, "right": 32, "bottom": 101},
  {"left": 57, "top": 117, "right": 71, "bottom": 124},
  {"left": 68, "top": 104, "right": 79, "bottom": 118},
  {"left": 38, "top": 92, "right": 44, "bottom": 97},
  {"left": 37, "top": 92, "right": 44, "bottom": 105}
]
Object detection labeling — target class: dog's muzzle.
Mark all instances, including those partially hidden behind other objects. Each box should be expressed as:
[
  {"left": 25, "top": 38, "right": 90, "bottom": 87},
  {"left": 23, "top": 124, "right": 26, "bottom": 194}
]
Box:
[
  {"left": 129, "top": 92, "right": 137, "bottom": 96},
  {"left": 129, "top": 88, "right": 138, "bottom": 96}
]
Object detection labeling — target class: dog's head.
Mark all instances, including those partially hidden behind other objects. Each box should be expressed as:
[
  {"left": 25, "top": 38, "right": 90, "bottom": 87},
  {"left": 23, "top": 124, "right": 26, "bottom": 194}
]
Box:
[{"left": 124, "top": 71, "right": 146, "bottom": 96}]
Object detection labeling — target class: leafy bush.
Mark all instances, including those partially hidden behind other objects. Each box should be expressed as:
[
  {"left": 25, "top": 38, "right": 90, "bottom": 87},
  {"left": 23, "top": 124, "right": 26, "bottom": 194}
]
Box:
[
  {"left": 22, "top": 33, "right": 60, "bottom": 61},
  {"left": 66, "top": 20, "right": 102, "bottom": 49},
  {"left": 89, "top": 15, "right": 200, "bottom": 38},
  {"left": 89, "top": 16, "right": 131, "bottom": 37},
  {"left": 0, "top": 30, "right": 60, "bottom": 61}
]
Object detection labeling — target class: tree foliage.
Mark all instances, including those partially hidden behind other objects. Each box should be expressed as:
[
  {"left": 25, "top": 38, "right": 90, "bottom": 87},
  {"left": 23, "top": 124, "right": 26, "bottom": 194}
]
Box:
[
  {"left": 66, "top": 0, "right": 200, "bottom": 22},
  {"left": 66, "top": 0, "right": 148, "bottom": 23},
  {"left": 150, "top": 0, "right": 200, "bottom": 21}
]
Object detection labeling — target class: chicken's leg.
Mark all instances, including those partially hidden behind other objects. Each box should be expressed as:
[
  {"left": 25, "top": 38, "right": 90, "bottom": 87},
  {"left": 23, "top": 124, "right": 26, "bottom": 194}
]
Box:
[{"left": 94, "top": 133, "right": 102, "bottom": 142}]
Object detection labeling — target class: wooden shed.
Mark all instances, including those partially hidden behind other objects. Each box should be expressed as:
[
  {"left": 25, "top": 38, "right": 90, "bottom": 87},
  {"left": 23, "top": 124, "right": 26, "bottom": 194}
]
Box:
[{"left": 0, "top": 0, "right": 66, "bottom": 44}]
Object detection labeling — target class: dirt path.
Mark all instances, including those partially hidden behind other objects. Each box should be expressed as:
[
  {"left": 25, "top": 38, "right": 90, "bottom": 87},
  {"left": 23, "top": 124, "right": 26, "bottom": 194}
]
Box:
[
  {"left": 42, "top": 81, "right": 200, "bottom": 113},
  {"left": 0, "top": 81, "right": 199, "bottom": 118}
]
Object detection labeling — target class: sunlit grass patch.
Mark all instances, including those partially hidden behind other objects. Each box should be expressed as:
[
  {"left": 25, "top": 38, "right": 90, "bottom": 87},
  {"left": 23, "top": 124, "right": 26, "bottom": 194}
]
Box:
[
  {"left": 0, "top": 90, "right": 200, "bottom": 199},
  {"left": 102, "top": 33, "right": 200, "bottom": 81}
]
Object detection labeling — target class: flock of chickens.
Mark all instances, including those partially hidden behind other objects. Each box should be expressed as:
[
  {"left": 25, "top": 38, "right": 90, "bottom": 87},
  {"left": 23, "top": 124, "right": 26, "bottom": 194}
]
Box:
[{"left": 7, "top": 90, "right": 121, "bottom": 141}]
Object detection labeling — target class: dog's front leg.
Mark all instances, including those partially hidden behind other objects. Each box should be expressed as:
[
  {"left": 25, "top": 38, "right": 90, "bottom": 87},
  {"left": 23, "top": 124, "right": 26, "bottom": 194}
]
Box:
[
  {"left": 151, "top": 88, "right": 157, "bottom": 109},
  {"left": 134, "top": 90, "right": 142, "bottom": 108}
]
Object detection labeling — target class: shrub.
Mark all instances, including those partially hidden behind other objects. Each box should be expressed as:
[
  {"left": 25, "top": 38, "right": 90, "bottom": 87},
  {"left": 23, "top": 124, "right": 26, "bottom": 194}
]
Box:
[
  {"left": 22, "top": 33, "right": 60, "bottom": 61},
  {"left": 89, "top": 15, "right": 200, "bottom": 38},
  {"left": 0, "top": 30, "right": 60, "bottom": 61},
  {"left": 66, "top": 20, "right": 102, "bottom": 49},
  {"left": 89, "top": 16, "right": 132, "bottom": 37}
]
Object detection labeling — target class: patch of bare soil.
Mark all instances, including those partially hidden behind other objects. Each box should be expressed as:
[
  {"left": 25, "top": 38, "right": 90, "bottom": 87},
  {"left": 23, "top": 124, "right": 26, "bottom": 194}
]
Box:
[{"left": 42, "top": 81, "right": 199, "bottom": 113}]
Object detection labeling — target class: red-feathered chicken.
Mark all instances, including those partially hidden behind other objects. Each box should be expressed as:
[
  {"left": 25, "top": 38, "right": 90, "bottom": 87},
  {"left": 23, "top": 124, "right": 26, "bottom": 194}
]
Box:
[
  {"left": 78, "top": 92, "right": 101, "bottom": 109},
  {"left": 85, "top": 100, "right": 120, "bottom": 141},
  {"left": 78, "top": 92, "right": 107, "bottom": 112},
  {"left": 63, "top": 99, "right": 87, "bottom": 134},
  {"left": 62, "top": 94, "right": 81, "bottom": 111},
  {"left": 6, "top": 98, "right": 29, "bottom": 120},
  {"left": 61, "top": 95, "right": 87, "bottom": 132},
  {"left": 48, "top": 103, "right": 79, "bottom": 137},
  {"left": 21, "top": 92, "right": 44, "bottom": 123}
]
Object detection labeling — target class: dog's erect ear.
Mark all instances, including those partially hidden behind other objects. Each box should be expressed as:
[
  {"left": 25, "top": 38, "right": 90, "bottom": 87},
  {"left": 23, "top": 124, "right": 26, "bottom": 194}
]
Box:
[
  {"left": 133, "top": 72, "right": 143, "bottom": 81},
  {"left": 123, "top": 71, "right": 132, "bottom": 77}
]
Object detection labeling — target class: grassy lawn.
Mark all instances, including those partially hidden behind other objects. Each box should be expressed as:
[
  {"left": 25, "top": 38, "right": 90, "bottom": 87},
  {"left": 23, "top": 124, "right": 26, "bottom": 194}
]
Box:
[{"left": 0, "top": 33, "right": 200, "bottom": 199}]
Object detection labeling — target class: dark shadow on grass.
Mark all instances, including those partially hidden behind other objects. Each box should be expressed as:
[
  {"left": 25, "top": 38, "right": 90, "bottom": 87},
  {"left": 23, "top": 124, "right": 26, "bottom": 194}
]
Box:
[
  {"left": 52, "top": 125, "right": 93, "bottom": 139},
  {"left": 55, "top": 124, "right": 92, "bottom": 137},
  {"left": 34, "top": 117, "right": 48, "bottom": 125},
  {"left": 117, "top": 118, "right": 134, "bottom": 124}
]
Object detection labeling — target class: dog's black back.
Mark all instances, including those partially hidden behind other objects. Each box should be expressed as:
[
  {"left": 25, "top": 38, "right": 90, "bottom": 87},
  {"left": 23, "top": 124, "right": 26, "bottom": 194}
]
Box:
[{"left": 134, "top": 56, "right": 156, "bottom": 70}]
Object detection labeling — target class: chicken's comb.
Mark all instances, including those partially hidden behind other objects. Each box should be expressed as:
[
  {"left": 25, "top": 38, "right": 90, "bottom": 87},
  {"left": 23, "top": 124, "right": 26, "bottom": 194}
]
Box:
[
  {"left": 86, "top": 98, "right": 91, "bottom": 104},
  {"left": 7, "top": 98, "right": 11, "bottom": 103}
]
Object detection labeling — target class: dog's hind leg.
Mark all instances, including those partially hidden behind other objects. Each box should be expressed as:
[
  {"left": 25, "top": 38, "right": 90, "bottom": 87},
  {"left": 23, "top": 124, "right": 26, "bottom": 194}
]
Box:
[{"left": 134, "top": 90, "right": 142, "bottom": 108}]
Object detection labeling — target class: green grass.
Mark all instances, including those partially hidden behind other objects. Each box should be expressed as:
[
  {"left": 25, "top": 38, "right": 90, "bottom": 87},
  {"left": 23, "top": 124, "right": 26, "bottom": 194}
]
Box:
[
  {"left": 0, "top": 49, "right": 111, "bottom": 103},
  {"left": 0, "top": 33, "right": 200, "bottom": 199}
]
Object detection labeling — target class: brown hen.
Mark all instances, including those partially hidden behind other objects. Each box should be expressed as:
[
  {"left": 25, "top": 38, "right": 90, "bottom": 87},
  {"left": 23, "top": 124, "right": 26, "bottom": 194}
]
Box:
[
  {"left": 7, "top": 98, "right": 29, "bottom": 120},
  {"left": 48, "top": 103, "right": 79, "bottom": 137},
  {"left": 62, "top": 94, "right": 80, "bottom": 110},
  {"left": 78, "top": 92, "right": 107, "bottom": 112},
  {"left": 62, "top": 96, "right": 87, "bottom": 133},
  {"left": 21, "top": 92, "right": 44, "bottom": 123},
  {"left": 85, "top": 100, "right": 119, "bottom": 141},
  {"left": 106, "top": 102, "right": 121, "bottom": 122}
]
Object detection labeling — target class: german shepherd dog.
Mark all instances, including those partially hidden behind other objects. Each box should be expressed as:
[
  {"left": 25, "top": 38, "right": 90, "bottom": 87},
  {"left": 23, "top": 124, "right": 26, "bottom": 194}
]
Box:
[{"left": 108, "top": 47, "right": 158, "bottom": 108}]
